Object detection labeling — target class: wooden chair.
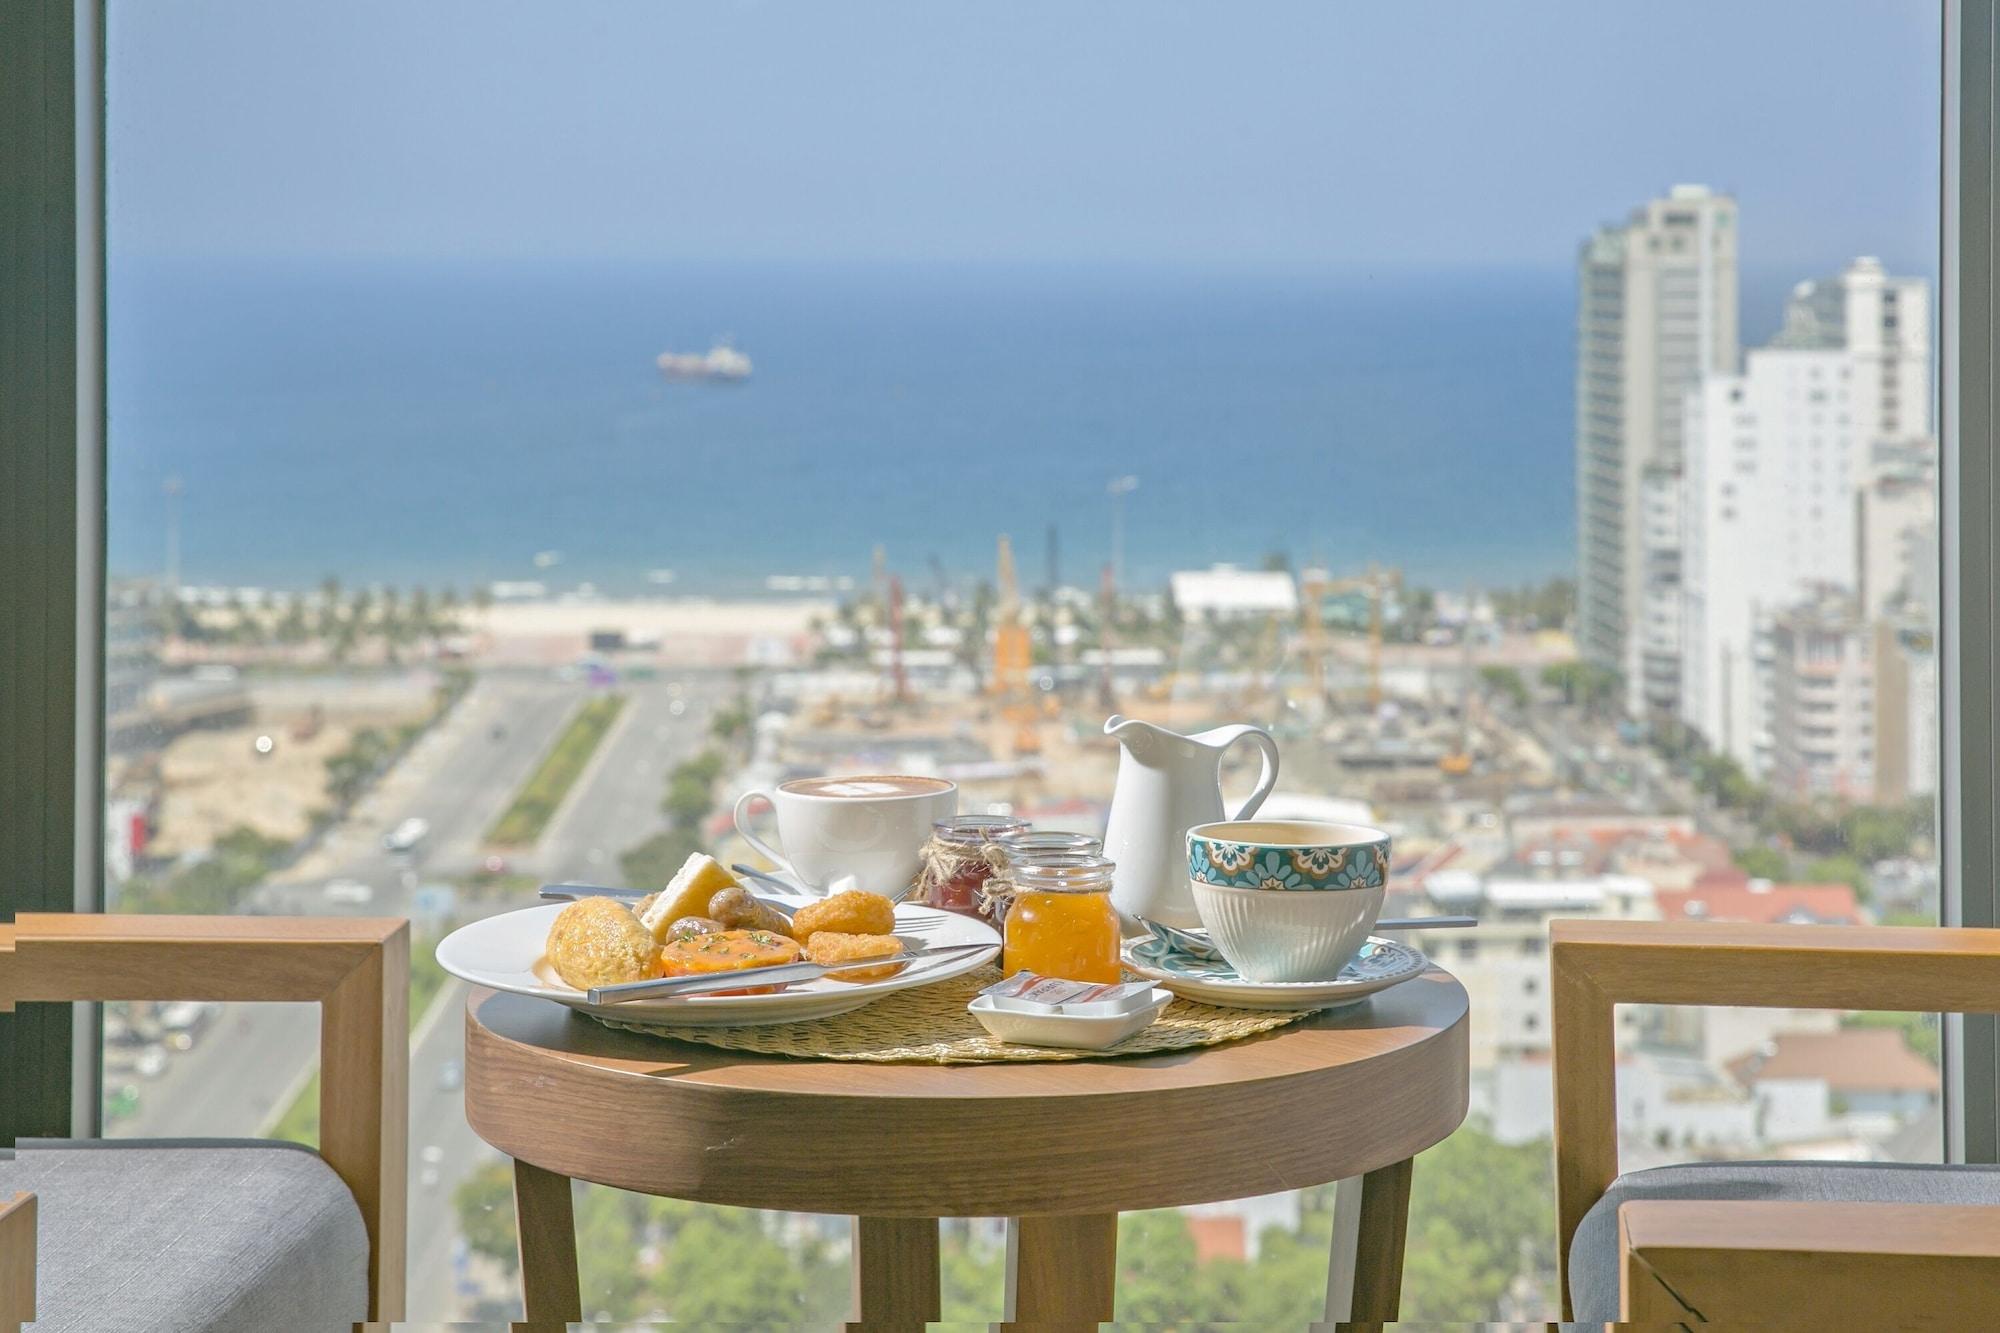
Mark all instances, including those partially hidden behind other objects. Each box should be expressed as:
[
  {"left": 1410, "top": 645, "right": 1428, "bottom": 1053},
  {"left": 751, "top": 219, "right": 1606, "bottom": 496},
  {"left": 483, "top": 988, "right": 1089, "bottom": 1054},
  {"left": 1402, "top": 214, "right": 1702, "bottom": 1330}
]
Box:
[
  {"left": 0, "top": 914, "right": 408, "bottom": 1327},
  {"left": 0, "top": 1194, "right": 32, "bottom": 1333},
  {"left": 1552, "top": 918, "right": 2000, "bottom": 1327}
]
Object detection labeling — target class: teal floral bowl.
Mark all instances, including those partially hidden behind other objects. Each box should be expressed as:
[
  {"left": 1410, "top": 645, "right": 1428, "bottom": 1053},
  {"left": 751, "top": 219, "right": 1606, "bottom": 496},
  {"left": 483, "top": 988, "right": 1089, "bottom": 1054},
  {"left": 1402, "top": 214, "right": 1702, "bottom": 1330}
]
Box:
[{"left": 1186, "top": 820, "right": 1391, "bottom": 892}]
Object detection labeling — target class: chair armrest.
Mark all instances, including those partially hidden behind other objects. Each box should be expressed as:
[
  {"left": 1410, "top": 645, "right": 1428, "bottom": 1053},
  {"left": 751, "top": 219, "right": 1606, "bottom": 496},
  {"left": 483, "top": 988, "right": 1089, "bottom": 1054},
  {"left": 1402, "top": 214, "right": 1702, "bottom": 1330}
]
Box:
[
  {"left": 1553, "top": 918, "right": 2000, "bottom": 1012},
  {"left": 1619, "top": 1199, "right": 2000, "bottom": 1324},
  {"left": 1551, "top": 918, "right": 2000, "bottom": 1318},
  {"left": 0, "top": 914, "right": 404, "bottom": 1007},
  {"left": 0, "top": 914, "right": 407, "bottom": 1322},
  {"left": 0, "top": 1193, "right": 33, "bottom": 1333}
]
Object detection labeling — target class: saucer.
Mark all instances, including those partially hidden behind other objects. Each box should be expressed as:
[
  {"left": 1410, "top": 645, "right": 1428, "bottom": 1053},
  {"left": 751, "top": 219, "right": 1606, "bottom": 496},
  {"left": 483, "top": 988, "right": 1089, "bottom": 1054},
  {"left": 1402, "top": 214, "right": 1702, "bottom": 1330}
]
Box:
[{"left": 1121, "top": 935, "right": 1426, "bottom": 1011}]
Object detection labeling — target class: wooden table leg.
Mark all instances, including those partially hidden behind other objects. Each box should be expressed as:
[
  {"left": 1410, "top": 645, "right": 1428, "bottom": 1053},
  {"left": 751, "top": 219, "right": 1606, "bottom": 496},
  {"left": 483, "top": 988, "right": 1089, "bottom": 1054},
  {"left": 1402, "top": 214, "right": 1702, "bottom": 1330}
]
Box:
[
  {"left": 1342, "top": 1156, "right": 1414, "bottom": 1331},
  {"left": 511, "top": 1158, "right": 581, "bottom": 1327},
  {"left": 849, "top": 1216, "right": 940, "bottom": 1328},
  {"left": 1004, "top": 1214, "right": 1117, "bottom": 1328}
]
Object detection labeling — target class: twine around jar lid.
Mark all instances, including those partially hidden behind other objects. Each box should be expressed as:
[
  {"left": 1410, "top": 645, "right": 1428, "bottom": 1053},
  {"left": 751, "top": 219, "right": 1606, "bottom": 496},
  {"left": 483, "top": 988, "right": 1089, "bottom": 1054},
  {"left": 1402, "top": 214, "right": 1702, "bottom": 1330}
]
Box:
[{"left": 917, "top": 815, "right": 1030, "bottom": 898}]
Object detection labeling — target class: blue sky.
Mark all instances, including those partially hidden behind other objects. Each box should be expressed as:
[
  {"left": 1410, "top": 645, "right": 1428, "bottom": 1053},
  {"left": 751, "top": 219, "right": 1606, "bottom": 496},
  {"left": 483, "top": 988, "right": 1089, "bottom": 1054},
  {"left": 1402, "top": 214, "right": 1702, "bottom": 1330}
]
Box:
[{"left": 110, "top": 0, "right": 1940, "bottom": 272}]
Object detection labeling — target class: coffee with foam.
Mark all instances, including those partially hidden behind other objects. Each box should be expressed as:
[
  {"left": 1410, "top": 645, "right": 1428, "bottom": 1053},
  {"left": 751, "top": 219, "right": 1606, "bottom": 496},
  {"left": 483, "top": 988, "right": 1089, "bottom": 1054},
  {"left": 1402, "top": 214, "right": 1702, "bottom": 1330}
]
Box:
[
  {"left": 783, "top": 775, "right": 952, "bottom": 799},
  {"left": 737, "top": 774, "right": 959, "bottom": 891}
]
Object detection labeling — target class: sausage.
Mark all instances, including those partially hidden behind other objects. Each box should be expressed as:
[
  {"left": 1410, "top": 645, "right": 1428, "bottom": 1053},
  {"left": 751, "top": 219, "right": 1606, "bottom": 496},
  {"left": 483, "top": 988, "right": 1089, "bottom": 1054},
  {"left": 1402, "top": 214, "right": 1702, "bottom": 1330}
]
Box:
[{"left": 707, "top": 885, "right": 795, "bottom": 937}]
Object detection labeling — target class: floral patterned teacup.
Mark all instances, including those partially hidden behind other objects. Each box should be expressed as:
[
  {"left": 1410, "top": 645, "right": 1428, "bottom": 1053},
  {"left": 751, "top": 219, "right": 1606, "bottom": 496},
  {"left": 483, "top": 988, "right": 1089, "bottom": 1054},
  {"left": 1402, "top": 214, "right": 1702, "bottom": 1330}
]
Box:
[
  {"left": 1184, "top": 821, "right": 1391, "bottom": 981},
  {"left": 1186, "top": 820, "right": 1391, "bottom": 892}
]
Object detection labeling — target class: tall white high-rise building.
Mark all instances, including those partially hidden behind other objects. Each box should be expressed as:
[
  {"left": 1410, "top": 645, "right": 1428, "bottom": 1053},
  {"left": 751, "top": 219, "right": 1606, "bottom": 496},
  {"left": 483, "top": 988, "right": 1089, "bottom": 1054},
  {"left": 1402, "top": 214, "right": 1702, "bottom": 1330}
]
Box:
[
  {"left": 1575, "top": 186, "right": 1739, "bottom": 717},
  {"left": 1679, "top": 259, "right": 1932, "bottom": 774}
]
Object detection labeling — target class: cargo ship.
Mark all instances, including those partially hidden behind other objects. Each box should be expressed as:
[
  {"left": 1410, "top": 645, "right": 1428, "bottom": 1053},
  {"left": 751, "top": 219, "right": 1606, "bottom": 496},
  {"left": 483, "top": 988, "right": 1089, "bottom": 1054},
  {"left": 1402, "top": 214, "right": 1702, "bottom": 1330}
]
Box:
[{"left": 656, "top": 340, "right": 751, "bottom": 382}]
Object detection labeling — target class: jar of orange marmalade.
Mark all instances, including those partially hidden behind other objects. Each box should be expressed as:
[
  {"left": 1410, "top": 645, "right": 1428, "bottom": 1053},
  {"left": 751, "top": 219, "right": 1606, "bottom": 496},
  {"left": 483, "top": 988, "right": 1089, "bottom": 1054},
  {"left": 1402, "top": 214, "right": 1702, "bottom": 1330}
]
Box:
[{"left": 998, "top": 853, "right": 1123, "bottom": 984}]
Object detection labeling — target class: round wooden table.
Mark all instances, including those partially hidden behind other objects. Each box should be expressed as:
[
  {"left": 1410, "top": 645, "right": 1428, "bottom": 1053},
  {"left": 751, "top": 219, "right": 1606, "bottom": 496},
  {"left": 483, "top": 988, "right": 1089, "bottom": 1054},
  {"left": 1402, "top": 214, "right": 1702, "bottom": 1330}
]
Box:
[{"left": 462, "top": 967, "right": 1468, "bottom": 1328}]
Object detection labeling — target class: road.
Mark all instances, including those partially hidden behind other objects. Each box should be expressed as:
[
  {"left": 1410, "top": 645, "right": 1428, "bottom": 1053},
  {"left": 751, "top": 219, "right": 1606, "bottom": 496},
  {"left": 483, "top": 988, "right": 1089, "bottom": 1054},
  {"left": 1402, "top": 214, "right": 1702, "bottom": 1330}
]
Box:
[
  {"left": 112, "top": 668, "right": 732, "bottom": 1319},
  {"left": 402, "top": 677, "right": 724, "bottom": 1320},
  {"left": 115, "top": 675, "right": 580, "bottom": 1142}
]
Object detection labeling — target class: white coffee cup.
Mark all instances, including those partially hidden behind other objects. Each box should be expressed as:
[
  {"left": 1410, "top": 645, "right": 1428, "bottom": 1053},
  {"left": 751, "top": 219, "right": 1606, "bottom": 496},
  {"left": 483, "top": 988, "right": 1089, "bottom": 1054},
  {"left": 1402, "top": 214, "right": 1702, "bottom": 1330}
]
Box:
[{"left": 732, "top": 774, "right": 958, "bottom": 894}]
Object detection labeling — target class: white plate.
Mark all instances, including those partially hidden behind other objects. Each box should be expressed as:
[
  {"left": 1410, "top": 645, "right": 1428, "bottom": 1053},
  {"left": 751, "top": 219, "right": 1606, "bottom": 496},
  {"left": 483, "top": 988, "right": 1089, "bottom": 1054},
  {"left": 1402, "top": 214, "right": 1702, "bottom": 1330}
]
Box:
[
  {"left": 1121, "top": 935, "right": 1426, "bottom": 1011},
  {"left": 437, "top": 897, "right": 999, "bottom": 1027}
]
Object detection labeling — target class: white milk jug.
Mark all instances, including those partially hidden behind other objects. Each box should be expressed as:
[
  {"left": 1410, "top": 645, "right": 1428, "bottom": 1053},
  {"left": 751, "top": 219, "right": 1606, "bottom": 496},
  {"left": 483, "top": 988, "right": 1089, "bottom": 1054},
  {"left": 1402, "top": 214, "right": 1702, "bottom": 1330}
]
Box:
[{"left": 1101, "top": 714, "right": 1280, "bottom": 928}]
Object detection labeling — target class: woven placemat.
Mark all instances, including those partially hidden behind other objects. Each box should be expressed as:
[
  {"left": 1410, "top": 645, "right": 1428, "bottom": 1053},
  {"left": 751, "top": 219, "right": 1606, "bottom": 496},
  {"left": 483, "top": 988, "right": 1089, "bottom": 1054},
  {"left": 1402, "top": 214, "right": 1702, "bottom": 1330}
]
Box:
[{"left": 592, "top": 968, "right": 1310, "bottom": 1064}]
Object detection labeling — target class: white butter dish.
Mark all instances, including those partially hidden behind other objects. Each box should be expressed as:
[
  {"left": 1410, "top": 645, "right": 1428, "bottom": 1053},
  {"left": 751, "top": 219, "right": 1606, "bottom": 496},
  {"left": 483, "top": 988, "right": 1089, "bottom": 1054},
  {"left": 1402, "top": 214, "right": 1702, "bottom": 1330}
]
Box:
[
  {"left": 968, "top": 988, "right": 1172, "bottom": 1049},
  {"left": 978, "top": 973, "right": 1160, "bottom": 1015}
]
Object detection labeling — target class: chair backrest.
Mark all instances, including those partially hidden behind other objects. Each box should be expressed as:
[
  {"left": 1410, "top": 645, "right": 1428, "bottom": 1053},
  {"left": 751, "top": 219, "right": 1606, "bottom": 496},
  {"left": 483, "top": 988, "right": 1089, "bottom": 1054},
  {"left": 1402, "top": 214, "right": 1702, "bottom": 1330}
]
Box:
[
  {"left": 0, "top": 914, "right": 408, "bottom": 1321},
  {"left": 1550, "top": 917, "right": 2000, "bottom": 1319},
  {"left": 0, "top": 1192, "right": 34, "bottom": 1332}
]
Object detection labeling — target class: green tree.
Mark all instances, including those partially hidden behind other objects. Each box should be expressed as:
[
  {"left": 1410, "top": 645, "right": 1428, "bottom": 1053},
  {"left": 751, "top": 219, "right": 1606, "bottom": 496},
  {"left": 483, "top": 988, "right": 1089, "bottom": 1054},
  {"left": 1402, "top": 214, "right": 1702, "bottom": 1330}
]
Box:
[
  {"left": 451, "top": 1161, "right": 518, "bottom": 1273},
  {"left": 620, "top": 828, "right": 706, "bottom": 888},
  {"left": 408, "top": 585, "right": 435, "bottom": 650},
  {"left": 1733, "top": 844, "right": 1791, "bottom": 880},
  {"left": 1540, "top": 660, "right": 1620, "bottom": 716},
  {"left": 680, "top": 750, "right": 725, "bottom": 786},
  {"left": 1844, "top": 1010, "right": 1941, "bottom": 1067},
  {"left": 1113, "top": 1209, "right": 1207, "bottom": 1323},
  {"left": 323, "top": 727, "right": 391, "bottom": 807},
  {"left": 275, "top": 596, "right": 310, "bottom": 645},
  {"left": 665, "top": 773, "right": 715, "bottom": 830},
  {"left": 1398, "top": 1123, "right": 1557, "bottom": 1322},
  {"left": 1478, "top": 665, "right": 1529, "bottom": 709},
  {"left": 316, "top": 575, "right": 344, "bottom": 638},
  {"left": 1804, "top": 852, "right": 1870, "bottom": 899},
  {"left": 710, "top": 702, "right": 752, "bottom": 747},
  {"left": 115, "top": 823, "right": 289, "bottom": 915},
  {"left": 452, "top": 1169, "right": 846, "bottom": 1324},
  {"left": 1771, "top": 801, "right": 1846, "bottom": 854},
  {"left": 939, "top": 1226, "right": 1005, "bottom": 1323},
  {"left": 1837, "top": 800, "right": 1935, "bottom": 863}
]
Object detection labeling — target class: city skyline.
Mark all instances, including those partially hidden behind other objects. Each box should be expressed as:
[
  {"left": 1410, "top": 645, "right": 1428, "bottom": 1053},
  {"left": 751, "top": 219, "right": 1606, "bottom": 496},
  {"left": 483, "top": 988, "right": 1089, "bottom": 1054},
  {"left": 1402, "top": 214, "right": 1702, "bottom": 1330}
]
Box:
[{"left": 1574, "top": 180, "right": 1939, "bottom": 810}]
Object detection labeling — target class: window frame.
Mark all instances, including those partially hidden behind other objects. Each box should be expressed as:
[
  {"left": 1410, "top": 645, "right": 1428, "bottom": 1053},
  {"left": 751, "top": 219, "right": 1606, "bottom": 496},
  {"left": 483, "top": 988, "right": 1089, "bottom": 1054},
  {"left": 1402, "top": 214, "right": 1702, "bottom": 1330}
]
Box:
[
  {"left": 0, "top": 0, "right": 104, "bottom": 1144},
  {"left": 1, "top": 1, "right": 1992, "bottom": 1163},
  {"left": 1944, "top": 0, "right": 2000, "bottom": 1163}
]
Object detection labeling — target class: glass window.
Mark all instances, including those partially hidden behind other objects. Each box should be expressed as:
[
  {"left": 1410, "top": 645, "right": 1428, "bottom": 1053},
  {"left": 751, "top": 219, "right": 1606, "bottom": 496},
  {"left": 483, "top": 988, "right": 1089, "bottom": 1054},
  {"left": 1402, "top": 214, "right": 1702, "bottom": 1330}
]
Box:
[{"left": 102, "top": 0, "right": 1942, "bottom": 1322}]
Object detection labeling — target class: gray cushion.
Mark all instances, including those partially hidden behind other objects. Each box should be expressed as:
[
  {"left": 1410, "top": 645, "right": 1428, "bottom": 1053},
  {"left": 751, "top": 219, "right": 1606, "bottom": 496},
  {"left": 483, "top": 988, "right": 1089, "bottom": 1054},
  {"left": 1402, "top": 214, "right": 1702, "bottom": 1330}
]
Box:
[
  {"left": 1567, "top": 1160, "right": 2000, "bottom": 1323},
  {"left": 0, "top": 1139, "right": 368, "bottom": 1333}
]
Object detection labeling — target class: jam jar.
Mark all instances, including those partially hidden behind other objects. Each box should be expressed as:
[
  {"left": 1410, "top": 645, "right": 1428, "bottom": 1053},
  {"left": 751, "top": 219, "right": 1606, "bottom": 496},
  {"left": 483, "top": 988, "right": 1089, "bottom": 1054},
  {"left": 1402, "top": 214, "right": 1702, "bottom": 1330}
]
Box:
[
  {"left": 919, "top": 814, "right": 1030, "bottom": 918},
  {"left": 998, "top": 852, "right": 1122, "bottom": 983}
]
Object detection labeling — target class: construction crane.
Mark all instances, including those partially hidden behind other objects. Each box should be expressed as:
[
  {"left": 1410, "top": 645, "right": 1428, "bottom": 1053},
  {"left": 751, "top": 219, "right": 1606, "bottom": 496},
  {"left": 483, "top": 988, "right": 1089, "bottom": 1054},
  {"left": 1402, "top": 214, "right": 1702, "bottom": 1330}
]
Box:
[
  {"left": 992, "top": 535, "right": 1032, "bottom": 699},
  {"left": 1313, "top": 564, "right": 1397, "bottom": 711},
  {"left": 1097, "top": 561, "right": 1117, "bottom": 710},
  {"left": 1300, "top": 567, "right": 1329, "bottom": 715},
  {"left": 887, "top": 574, "right": 909, "bottom": 704},
  {"left": 1439, "top": 584, "right": 1477, "bottom": 775},
  {"left": 991, "top": 536, "right": 1040, "bottom": 752}
]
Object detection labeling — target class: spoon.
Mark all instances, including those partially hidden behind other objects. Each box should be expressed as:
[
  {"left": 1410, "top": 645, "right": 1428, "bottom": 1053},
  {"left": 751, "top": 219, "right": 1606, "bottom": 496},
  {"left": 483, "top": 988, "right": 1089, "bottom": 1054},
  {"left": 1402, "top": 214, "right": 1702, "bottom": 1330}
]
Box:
[{"left": 1142, "top": 915, "right": 1477, "bottom": 961}]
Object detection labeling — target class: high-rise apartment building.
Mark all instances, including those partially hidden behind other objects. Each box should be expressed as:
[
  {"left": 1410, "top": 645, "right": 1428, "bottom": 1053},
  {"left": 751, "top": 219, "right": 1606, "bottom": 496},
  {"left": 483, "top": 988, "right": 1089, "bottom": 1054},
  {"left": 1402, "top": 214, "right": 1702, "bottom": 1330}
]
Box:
[
  {"left": 1768, "top": 593, "right": 1876, "bottom": 800},
  {"left": 1679, "top": 260, "right": 1931, "bottom": 774},
  {"left": 1576, "top": 186, "right": 1739, "bottom": 718}
]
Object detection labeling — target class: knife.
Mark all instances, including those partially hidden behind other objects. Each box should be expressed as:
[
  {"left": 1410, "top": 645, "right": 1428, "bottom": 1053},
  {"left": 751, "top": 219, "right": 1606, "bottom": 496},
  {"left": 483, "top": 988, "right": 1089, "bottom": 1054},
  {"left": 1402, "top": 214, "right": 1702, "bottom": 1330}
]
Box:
[{"left": 584, "top": 941, "right": 992, "bottom": 1005}]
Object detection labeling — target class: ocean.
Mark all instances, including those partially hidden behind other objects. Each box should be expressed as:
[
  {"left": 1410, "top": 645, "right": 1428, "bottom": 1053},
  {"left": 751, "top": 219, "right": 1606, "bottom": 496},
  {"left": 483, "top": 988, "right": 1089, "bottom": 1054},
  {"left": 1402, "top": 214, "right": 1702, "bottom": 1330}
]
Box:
[{"left": 108, "top": 258, "right": 1586, "bottom": 598}]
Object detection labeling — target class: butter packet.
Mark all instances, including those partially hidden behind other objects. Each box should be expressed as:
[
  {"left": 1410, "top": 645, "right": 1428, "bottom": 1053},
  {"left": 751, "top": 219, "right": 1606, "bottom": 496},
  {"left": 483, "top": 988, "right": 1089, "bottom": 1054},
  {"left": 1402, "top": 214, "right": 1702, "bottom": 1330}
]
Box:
[{"left": 980, "top": 972, "right": 1160, "bottom": 1015}]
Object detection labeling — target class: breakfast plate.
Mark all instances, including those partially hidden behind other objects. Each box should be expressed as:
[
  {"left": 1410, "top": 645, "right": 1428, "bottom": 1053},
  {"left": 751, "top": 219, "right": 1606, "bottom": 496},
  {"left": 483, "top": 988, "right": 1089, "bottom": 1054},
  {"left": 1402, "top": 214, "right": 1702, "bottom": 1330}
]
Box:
[
  {"left": 1121, "top": 935, "right": 1426, "bottom": 1011},
  {"left": 437, "top": 897, "right": 999, "bottom": 1027}
]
